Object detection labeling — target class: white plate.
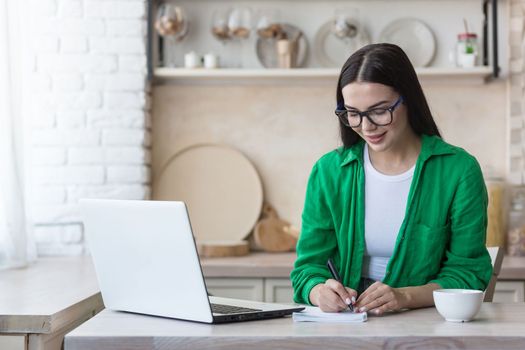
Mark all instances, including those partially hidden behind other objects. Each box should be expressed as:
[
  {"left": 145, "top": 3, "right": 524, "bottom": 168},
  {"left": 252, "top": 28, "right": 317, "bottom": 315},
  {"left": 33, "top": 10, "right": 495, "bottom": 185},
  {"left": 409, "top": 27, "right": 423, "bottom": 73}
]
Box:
[
  {"left": 154, "top": 144, "right": 263, "bottom": 243},
  {"left": 378, "top": 18, "right": 436, "bottom": 67},
  {"left": 314, "top": 18, "right": 371, "bottom": 68}
]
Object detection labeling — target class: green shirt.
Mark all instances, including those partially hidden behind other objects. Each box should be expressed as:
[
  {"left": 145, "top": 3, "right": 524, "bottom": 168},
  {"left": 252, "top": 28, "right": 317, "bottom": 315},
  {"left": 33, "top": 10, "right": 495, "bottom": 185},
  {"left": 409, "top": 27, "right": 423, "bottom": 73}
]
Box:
[{"left": 291, "top": 134, "right": 492, "bottom": 305}]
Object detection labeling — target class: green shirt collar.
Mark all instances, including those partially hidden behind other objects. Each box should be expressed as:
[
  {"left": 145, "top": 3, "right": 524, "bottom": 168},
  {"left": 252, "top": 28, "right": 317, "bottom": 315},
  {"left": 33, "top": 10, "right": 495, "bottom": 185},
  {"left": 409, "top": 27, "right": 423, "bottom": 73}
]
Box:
[{"left": 340, "top": 134, "right": 457, "bottom": 167}]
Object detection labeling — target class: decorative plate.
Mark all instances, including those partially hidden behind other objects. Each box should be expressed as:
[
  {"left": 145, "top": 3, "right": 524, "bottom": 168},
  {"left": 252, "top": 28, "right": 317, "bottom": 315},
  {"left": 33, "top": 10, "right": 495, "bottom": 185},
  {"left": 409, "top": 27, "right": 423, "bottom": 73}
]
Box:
[{"left": 378, "top": 18, "right": 436, "bottom": 67}]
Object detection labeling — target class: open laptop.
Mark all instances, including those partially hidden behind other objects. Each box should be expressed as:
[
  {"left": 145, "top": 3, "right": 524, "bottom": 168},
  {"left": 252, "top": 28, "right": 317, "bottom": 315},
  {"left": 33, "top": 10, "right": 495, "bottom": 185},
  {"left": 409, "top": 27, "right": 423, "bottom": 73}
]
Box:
[{"left": 80, "top": 199, "right": 304, "bottom": 323}]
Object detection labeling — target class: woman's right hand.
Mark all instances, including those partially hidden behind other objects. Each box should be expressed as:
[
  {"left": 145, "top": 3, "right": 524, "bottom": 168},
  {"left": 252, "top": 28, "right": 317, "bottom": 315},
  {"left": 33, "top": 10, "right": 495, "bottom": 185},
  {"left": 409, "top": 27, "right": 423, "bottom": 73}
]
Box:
[{"left": 309, "top": 279, "right": 357, "bottom": 312}]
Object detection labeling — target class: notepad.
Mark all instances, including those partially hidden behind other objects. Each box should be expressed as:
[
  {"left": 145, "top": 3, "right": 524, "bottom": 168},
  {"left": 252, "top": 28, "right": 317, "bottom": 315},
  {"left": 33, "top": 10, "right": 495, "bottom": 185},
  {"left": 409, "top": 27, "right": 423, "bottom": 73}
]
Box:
[{"left": 293, "top": 306, "right": 367, "bottom": 323}]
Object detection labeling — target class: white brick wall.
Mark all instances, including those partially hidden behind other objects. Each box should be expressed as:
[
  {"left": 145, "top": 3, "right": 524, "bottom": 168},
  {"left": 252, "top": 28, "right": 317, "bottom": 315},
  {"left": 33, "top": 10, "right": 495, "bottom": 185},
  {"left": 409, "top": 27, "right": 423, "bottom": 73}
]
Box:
[
  {"left": 33, "top": 148, "right": 67, "bottom": 165},
  {"left": 60, "top": 37, "right": 88, "bottom": 53},
  {"left": 84, "top": 1, "right": 146, "bottom": 19},
  {"left": 58, "top": 0, "right": 83, "bottom": 18},
  {"left": 107, "top": 165, "right": 150, "bottom": 184},
  {"left": 53, "top": 74, "right": 84, "bottom": 92},
  {"left": 30, "top": 0, "right": 149, "bottom": 256}
]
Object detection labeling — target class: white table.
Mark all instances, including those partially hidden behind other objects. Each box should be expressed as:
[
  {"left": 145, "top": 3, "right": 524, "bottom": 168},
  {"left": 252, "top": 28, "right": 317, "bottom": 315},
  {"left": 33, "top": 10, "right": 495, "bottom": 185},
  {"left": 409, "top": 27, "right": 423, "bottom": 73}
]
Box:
[
  {"left": 65, "top": 303, "right": 525, "bottom": 350},
  {"left": 0, "top": 257, "right": 103, "bottom": 350}
]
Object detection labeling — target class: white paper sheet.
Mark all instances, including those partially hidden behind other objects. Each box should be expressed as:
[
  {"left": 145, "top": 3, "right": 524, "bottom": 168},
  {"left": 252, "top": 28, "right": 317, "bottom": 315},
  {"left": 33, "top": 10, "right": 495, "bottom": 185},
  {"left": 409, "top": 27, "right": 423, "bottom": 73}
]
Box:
[{"left": 293, "top": 306, "right": 368, "bottom": 323}]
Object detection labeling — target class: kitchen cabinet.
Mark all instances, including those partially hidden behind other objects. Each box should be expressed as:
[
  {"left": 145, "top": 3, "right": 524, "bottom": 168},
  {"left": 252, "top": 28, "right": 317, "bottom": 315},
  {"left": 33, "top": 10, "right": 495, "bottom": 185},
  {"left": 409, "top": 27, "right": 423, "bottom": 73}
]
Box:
[
  {"left": 205, "top": 277, "right": 294, "bottom": 303},
  {"left": 201, "top": 252, "right": 525, "bottom": 304},
  {"left": 494, "top": 255, "right": 525, "bottom": 302},
  {"left": 265, "top": 277, "right": 295, "bottom": 303},
  {"left": 493, "top": 281, "right": 525, "bottom": 302},
  {"left": 206, "top": 278, "right": 265, "bottom": 301},
  {"left": 207, "top": 277, "right": 525, "bottom": 304},
  {"left": 201, "top": 252, "right": 295, "bottom": 303},
  {"left": 0, "top": 336, "right": 26, "bottom": 350}
]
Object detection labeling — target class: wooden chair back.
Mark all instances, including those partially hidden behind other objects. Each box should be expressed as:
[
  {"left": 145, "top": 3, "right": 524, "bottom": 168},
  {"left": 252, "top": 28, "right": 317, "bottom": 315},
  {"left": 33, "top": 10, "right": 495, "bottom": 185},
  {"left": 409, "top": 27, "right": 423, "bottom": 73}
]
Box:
[{"left": 484, "top": 246, "right": 504, "bottom": 302}]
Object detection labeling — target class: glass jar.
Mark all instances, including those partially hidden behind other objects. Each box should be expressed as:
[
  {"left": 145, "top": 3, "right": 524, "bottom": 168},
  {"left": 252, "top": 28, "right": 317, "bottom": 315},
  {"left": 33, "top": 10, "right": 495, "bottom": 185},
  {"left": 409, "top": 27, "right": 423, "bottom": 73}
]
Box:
[
  {"left": 507, "top": 187, "right": 525, "bottom": 256},
  {"left": 456, "top": 33, "right": 478, "bottom": 68},
  {"left": 486, "top": 178, "right": 507, "bottom": 249}
]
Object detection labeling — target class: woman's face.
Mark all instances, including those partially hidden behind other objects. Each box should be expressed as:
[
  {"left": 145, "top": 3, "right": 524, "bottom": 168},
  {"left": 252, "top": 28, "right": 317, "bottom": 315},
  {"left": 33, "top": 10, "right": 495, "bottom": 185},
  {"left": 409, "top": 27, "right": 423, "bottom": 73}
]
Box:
[{"left": 341, "top": 82, "right": 412, "bottom": 153}]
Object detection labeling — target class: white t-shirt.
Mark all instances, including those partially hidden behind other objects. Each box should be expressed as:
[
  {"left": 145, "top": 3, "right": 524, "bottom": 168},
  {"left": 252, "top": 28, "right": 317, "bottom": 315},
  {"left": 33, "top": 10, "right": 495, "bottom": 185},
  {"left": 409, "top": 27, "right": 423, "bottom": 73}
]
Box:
[{"left": 362, "top": 144, "right": 415, "bottom": 282}]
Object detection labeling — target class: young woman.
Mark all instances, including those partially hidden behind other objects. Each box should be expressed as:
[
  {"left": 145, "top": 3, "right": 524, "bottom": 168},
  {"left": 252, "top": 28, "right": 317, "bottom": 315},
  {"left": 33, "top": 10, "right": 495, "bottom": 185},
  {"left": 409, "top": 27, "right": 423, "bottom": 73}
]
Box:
[{"left": 290, "top": 43, "right": 492, "bottom": 315}]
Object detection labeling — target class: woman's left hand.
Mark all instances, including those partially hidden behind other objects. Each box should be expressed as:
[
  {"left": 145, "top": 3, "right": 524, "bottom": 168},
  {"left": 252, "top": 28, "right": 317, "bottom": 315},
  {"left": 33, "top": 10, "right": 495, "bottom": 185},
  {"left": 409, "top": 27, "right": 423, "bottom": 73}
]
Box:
[{"left": 354, "top": 281, "right": 409, "bottom": 316}]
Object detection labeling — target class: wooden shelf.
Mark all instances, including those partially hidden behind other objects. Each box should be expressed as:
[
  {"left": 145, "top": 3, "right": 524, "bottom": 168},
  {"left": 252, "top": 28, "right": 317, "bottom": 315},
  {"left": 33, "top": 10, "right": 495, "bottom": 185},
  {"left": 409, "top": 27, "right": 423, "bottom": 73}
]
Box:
[{"left": 154, "top": 66, "right": 494, "bottom": 85}]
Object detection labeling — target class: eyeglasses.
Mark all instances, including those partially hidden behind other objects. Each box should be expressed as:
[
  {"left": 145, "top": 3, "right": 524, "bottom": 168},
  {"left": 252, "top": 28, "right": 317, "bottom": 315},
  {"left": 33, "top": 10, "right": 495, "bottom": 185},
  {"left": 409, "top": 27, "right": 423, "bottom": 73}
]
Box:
[{"left": 335, "top": 96, "right": 404, "bottom": 128}]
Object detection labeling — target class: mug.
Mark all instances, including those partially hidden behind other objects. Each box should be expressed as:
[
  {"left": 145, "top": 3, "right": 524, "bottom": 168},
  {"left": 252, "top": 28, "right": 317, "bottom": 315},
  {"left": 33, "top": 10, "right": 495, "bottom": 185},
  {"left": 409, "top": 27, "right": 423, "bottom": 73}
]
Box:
[
  {"left": 204, "top": 53, "right": 219, "bottom": 69},
  {"left": 184, "top": 51, "right": 201, "bottom": 68}
]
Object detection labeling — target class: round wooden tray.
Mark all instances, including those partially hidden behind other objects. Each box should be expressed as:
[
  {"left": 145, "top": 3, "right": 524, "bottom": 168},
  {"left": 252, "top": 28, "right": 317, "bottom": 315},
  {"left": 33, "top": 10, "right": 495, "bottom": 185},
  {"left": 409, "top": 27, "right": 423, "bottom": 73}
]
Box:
[{"left": 154, "top": 144, "right": 263, "bottom": 243}]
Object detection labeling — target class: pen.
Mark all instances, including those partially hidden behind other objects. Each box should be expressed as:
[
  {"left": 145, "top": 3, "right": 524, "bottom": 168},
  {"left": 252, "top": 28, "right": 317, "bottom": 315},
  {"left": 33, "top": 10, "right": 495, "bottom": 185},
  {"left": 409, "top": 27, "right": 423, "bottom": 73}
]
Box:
[{"left": 326, "top": 258, "right": 354, "bottom": 312}]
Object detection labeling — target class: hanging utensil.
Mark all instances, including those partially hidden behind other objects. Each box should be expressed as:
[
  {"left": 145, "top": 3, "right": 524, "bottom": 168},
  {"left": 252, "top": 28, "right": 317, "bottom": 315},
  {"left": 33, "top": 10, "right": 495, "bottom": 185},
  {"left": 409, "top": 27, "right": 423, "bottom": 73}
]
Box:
[{"left": 332, "top": 15, "right": 358, "bottom": 39}]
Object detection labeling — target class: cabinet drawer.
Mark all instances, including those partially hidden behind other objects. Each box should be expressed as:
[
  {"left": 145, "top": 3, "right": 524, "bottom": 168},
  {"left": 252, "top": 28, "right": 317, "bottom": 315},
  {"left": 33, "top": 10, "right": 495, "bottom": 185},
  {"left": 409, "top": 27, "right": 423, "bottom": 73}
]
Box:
[
  {"left": 0, "top": 335, "right": 26, "bottom": 350},
  {"left": 205, "top": 278, "right": 264, "bottom": 302},
  {"left": 493, "top": 281, "right": 525, "bottom": 302},
  {"left": 264, "top": 278, "right": 294, "bottom": 303}
]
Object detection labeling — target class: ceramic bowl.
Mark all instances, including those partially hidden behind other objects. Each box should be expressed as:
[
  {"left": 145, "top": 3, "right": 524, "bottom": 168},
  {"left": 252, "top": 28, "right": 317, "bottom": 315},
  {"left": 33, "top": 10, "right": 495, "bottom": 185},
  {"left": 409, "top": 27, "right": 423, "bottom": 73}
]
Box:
[{"left": 433, "top": 289, "right": 483, "bottom": 322}]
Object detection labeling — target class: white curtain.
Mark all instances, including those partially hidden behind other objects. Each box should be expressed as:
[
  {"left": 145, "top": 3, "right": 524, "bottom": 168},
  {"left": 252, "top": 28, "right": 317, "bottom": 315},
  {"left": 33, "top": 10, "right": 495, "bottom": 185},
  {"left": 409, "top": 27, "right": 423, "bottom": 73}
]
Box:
[{"left": 0, "top": 0, "right": 36, "bottom": 269}]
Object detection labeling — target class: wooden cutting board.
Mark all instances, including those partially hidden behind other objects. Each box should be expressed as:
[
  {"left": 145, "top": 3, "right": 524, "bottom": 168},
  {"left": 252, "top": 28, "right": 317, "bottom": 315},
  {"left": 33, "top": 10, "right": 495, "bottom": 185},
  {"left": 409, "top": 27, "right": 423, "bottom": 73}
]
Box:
[{"left": 153, "top": 143, "right": 263, "bottom": 243}]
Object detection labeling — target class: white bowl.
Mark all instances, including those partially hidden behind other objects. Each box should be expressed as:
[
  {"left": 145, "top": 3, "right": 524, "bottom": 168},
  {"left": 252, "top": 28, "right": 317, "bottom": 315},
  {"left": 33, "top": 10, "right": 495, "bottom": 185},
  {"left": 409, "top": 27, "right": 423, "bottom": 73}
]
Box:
[{"left": 433, "top": 289, "right": 483, "bottom": 322}]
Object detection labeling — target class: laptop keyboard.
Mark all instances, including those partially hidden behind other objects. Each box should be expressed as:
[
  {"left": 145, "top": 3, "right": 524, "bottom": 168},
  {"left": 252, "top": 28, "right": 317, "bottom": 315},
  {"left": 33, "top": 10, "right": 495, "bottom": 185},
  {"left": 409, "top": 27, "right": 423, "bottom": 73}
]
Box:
[{"left": 210, "top": 303, "right": 262, "bottom": 314}]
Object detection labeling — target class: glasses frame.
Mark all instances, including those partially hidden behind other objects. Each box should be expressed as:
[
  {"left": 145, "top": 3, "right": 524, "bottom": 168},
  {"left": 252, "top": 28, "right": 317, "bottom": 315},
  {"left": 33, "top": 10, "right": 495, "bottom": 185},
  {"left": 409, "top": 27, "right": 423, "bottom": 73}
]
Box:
[{"left": 335, "top": 96, "right": 404, "bottom": 128}]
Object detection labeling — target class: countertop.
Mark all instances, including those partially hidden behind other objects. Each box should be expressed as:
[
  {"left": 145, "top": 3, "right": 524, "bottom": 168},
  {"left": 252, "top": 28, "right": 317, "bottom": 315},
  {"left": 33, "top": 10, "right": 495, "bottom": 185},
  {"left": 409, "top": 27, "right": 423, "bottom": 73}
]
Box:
[
  {"left": 201, "top": 252, "right": 525, "bottom": 280},
  {"left": 64, "top": 303, "right": 525, "bottom": 350},
  {"left": 0, "top": 257, "right": 103, "bottom": 334},
  {"left": 200, "top": 252, "right": 295, "bottom": 278}
]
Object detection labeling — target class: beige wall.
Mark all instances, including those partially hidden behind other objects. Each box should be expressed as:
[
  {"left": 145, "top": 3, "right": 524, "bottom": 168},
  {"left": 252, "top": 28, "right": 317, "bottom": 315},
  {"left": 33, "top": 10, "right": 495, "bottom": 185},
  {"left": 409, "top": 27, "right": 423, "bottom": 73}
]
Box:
[
  {"left": 424, "top": 81, "right": 507, "bottom": 177},
  {"left": 152, "top": 82, "right": 507, "bottom": 228}
]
